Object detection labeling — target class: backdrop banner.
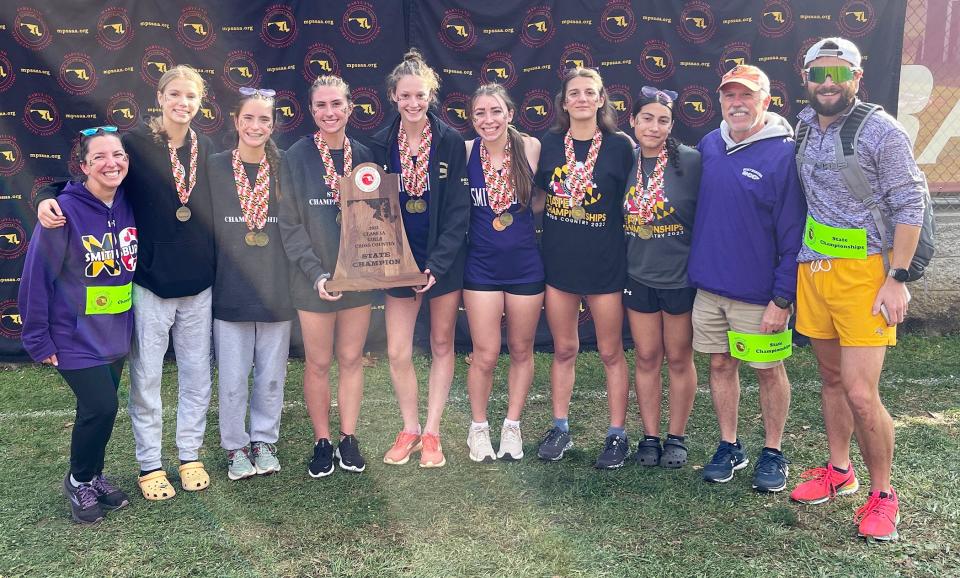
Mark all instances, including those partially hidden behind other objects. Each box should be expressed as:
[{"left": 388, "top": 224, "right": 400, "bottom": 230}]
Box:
[{"left": 0, "top": 0, "right": 906, "bottom": 360}]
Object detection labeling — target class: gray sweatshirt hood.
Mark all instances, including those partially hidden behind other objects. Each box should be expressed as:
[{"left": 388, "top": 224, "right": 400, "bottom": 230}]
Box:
[{"left": 720, "top": 111, "right": 794, "bottom": 150}]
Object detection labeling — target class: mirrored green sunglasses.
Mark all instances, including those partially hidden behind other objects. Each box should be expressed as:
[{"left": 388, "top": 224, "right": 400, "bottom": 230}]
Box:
[{"left": 805, "top": 66, "right": 856, "bottom": 84}]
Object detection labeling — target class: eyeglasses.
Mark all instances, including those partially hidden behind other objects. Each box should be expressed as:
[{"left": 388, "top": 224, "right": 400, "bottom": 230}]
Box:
[
  {"left": 640, "top": 86, "right": 678, "bottom": 105},
  {"left": 805, "top": 66, "right": 857, "bottom": 84},
  {"left": 239, "top": 87, "right": 276, "bottom": 98},
  {"left": 79, "top": 125, "right": 118, "bottom": 137}
]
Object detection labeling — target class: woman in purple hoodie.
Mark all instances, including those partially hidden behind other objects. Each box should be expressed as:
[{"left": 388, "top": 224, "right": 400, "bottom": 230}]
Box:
[{"left": 19, "top": 127, "right": 138, "bottom": 524}]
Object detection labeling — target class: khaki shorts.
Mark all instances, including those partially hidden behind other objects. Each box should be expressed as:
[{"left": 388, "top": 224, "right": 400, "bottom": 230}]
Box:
[
  {"left": 795, "top": 254, "right": 896, "bottom": 347},
  {"left": 692, "top": 289, "right": 785, "bottom": 369}
]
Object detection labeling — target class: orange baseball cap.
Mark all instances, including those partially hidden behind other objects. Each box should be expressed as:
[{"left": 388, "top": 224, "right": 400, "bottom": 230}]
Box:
[{"left": 718, "top": 64, "right": 770, "bottom": 93}]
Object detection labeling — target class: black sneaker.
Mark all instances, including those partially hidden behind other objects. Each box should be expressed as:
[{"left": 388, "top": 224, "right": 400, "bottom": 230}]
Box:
[
  {"left": 752, "top": 448, "right": 791, "bottom": 492},
  {"left": 91, "top": 474, "right": 130, "bottom": 510},
  {"left": 703, "top": 440, "right": 749, "bottom": 483},
  {"left": 335, "top": 434, "right": 366, "bottom": 473},
  {"left": 62, "top": 474, "right": 105, "bottom": 524},
  {"left": 308, "top": 438, "right": 335, "bottom": 478},
  {"left": 595, "top": 434, "right": 629, "bottom": 469},
  {"left": 536, "top": 426, "right": 573, "bottom": 461}
]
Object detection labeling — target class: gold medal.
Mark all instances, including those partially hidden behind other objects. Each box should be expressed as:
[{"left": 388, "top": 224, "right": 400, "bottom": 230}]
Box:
[
  {"left": 244, "top": 231, "right": 258, "bottom": 246},
  {"left": 571, "top": 205, "right": 586, "bottom": 220},
  {"left": 492, "top": 217, "right": 506, "bottom": 231},
  {"left": 176, "top": 206, "right": 192, "bottom": 222},
  {"left": 255, "top": 231, "right": 269, "bottom": 247},
  {"left": 638, "top": 225, "right": 653, "bottom": 240},
  {"left": 406, "top": 198, "right": 418, "bottom": 213},
  {"left": 336, "top": 211, "right": 342, "bottom": 225},
  {"left": 498, "top": 213, "right": 513, "bottom": 228},
  {"left": 415, "top": 198, "right": 428, "bottom": 213}
]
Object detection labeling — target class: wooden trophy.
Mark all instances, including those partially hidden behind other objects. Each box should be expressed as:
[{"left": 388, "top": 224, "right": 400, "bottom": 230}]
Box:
[{"left": 325, "top": 162, "right": 428, "bottom": 292}]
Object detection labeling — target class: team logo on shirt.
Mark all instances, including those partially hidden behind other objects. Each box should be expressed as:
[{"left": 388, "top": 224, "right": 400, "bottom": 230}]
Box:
[
  {"left": 97, "top": 7, "right": 133, "bottom": 51},
  {"left": 839, "top": 0, "right": 876, "bottom": 37},
  {"left": 118, "top": 227, "right": 138, "bottom": 272},
  {"left": 83, "top": 233, "right": 123, "bottom": 277},
  {"left": 742, "top": 168, "right": 763, "bottom": 181}
]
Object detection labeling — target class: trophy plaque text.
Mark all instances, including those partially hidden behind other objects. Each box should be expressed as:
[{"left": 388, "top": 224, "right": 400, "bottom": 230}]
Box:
[{"left": 325, "top": 162, "right": 428, "bottom": 292}]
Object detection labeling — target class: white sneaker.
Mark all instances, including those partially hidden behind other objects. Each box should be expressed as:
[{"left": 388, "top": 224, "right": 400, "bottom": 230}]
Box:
[
  {"left": 467, "top": 425, "right": 496, "bottom": 462},
  {"left": 497, "top": 423, "right": 524, "bottom": 460}
]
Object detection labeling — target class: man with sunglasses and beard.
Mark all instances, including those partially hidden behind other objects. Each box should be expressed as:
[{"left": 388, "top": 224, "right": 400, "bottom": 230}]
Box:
[{"left": 789, "top": 38, "right": 925, "bottom": 543}]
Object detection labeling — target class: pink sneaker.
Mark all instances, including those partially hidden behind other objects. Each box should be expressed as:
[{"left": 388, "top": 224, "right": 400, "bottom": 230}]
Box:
[
  {"left": 855, "top": 488, "right": 900, "bottom": 542},
  {"left": 789, "top": 462, "right": 859, "bottom": 505}
]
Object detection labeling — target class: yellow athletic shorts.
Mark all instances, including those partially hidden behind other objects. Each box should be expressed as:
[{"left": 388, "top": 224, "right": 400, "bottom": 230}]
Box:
[{"left": 796, "top": 254, "right": 896, "bottom": 347}]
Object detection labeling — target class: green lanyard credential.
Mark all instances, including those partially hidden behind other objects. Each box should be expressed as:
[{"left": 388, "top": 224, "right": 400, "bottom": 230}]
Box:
[
  {"left": 727, "top": 329, "right": 792, "bottom": 363},
  {"left": 803, "top": 215, "right": 867, "bottom": 259}
]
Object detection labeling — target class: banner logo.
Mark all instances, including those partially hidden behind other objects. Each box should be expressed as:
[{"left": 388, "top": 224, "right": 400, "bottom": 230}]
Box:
[
  {"left": 677, "top": 1, "right": 717, "bottom": 44},
  {"left": 13, "top": 7, "right": 52, "bottom": 51},
  {"left": 481, "top": 52, "right": 517, "bottom": 89},
  {"left": 599, "top": 1, "right": 636, "bottom": 43},
  {"left": 439, "top": 9, "right": 477, "bottom": 51},
  {"left": 23, "top": 93, "right": 61, "bottom": 137},
  {"left": 106, "top": 93, "right": 140, "bottom": 131},
  {"left": 29, "top": 176, "right": 55, "bottom": 211},
  {"left": 0, "top": 300, "right": 22, "bottom": 340},
  {"left": 118, "top": 227, "right": 138, "bottom": 271},
  {"left": 348, "top": 87, "right": 384, "bottom": 132},
  {"left": 178, "top": 6, "right": 216, "bottom": 50},
  {"left": 839, "top": 0, "right": 876, "bottom": 37},
  {"left": 223, "top": 50, "right": 261, "bottom": 90},
  {"left": 58, "top": 52, "right": 97, "bottom": 96},
  {"left": 0, "top": 52, "right": 14, "bottom": 93},
  {"left": 341, "top": 1, "right": 380, "bottom": 44},
  {"left": 794, "top": 37, "right": 820, "bottom": 75},
  {"left": 676, "top": 85, "right": 715, "bottom": 128},
  {"left": 718, "top": 42, "right": 752, "bottom": 77},
  {"left": 440, "top": 92, "right": 471, "bottom": 135},
  {"left": 97, "top": 7, "right": 133, "bottom": 50},
  {"left": 759, "top": 0, "right": 794, "bottom": 38},
  {"left": 141, "top": 45, "right": 175, "bottom": 87},
  {"left": 606, "top": 84, "right": 633, "bottom": 129},
  {"left": 304, "top": 43, "right": 340, "bottom": 83},
  {"left": 273, "top": 90, "right": 303, "bottom": 134},
  {"left": 192, "top": 96, "right": 223, "bottom": 135},
  {"left": 0, "top": 218, "right": 27, "bottom": 260},
  {"left": 520, "top": 6, "right": 555, "bottom": 48},
  {"left": 261, "top": 4, "right": 298, "bottom": 48},
  {"left": 559, "top": 43, "right": 594, "bottom": 77},
  {"left": 0, "top": 136, "right": 24, "bottom": 178},
  {"left": 637, "top": 40, "right": 675, "bottom": 82},
  {"left": 768, "top": 80, "right": 790, "bottom": 118},
  {"left": 519, "top": 89, "right": 555, "bottom": 133}
]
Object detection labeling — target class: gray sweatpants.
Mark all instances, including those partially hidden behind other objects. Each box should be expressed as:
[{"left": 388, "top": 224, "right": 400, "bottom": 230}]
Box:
[
  {"left": 213, "top": 319, "right": 291, "bottom": 450},
  {"left": 128, "top": 284, "right": 213, "bottom": 471}
]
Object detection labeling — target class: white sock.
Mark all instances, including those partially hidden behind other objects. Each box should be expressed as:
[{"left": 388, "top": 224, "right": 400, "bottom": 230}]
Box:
[
  {"left": 503, "top": 418, "right": 520, "bottom": 429},
  {"left": 70, "top": 474, "right": 90, "bottom": 487},
  {"left": 471, "top": 421, "right": 489, "bottom": 431}
]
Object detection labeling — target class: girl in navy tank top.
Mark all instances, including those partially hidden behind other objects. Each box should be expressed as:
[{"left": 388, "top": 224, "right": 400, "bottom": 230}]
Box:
[{"left": 462, "top": 84, "right": 543, "bottom": 463}]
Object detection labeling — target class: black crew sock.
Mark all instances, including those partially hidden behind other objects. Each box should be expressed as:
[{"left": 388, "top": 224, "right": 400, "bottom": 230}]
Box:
[
  {"left": 644, "top": 435, "right": 660, "bottom": 443},
  {"left": 832, "top": 464, "right": 850, "bottom": 474},
  {"left": 139, "top": 468, "right": 162, "bottom": 477},
  {"left": 667, "top": 434, "right": 686, "bottom": 443},
  {"left": 762, "top": 446, "right": 783, "bottom": 455}
]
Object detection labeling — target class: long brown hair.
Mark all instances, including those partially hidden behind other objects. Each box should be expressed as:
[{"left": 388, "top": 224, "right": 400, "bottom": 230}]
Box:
[
  {"left": 551, "top": 67, "right": 618, "bottom": 134},
  {"left": 148, "top": 64, "right": 207, "bottom": 144},
  {"left": 230, "top": 91, "right": 282, "bottom": 199},
  {"left": 468, "top": 84, "right": 534, "bottom": 207}
]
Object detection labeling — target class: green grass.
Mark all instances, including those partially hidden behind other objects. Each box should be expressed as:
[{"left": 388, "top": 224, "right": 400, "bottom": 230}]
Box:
[{"left": 1, "top": 335, "right": 959, "bottom": 577}]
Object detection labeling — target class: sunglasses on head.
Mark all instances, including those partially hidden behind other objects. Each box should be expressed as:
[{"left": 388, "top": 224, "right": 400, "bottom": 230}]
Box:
[
  {"left": 640, "top": 86, "right": 678, "bottom": 105},
  {"left": 79, "top": 125, "right": 118, "bottom": 137},
  {"left": 239, "top": 87, "right": 276, "bottom": 98},
  {"left": 805, "top": 66, "right": 857, "bottom": 84}
]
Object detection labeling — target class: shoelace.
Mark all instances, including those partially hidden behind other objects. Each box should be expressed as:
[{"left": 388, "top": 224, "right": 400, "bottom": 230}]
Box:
[
  {"left": 711, "top": 444, "right": 735, "bottom": 464},
  {"left": 809, "top": 259, "right": 833, "bottom": 274},
  {"left": 798, "top": 466, "right": 842, "bottom": 497},
  {"left": 91, "top": 475, "right": 119, "bottom": 497},
  {"left": 605, "top": 436, "right": 623, "bottom": 451},
  {"left": 474, "top": 428, "right": 491, "bottom": 445},
  {"left": 756, "top": 452, "right": 788, "bottom": 471},
  {"left": 253, "top": 443, "right": 277, "bottom": 457},
  {"left": 502, "top": 425, "right": 520, "bottom": 444},
  {"left": 543, "top": 428, "right": 565, "bottom": 446},
  {"left": 422, "top": 434, "right": 440, "bottom": 452},
  {"left": 854, "top": 493, "right": 895, "bottom": 523},
  {"left": 75, "top": 484, "right": 100, "bottom": 509}
]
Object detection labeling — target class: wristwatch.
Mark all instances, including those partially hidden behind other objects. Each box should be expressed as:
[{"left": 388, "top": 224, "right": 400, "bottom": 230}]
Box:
[
  {"left": 888, "top": 268, "right": 910, "bottom": 283},
  {"left": 773, "top": 296, "right": 792, "bottom": 309}
]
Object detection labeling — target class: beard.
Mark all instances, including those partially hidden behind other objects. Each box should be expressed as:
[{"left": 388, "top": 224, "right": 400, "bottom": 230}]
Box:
[{"left": 806, "top": 82, "right": 856, "bottom": 117}]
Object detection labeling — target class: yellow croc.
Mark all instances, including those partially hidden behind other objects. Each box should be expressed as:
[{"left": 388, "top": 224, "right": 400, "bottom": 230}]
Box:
[
  {"left": 137, "top": 470, "right": 176, "bottom": 501},
  {"left": 178, "top": 461, "right": 210, "bottom": 492}
]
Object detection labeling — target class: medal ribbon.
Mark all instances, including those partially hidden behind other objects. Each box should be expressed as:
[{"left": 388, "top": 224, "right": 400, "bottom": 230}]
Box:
[
  {"left": 231, "top": 149, "right": 270, "bottom": 231},
  {"left": 168, "top": 129, "right": 198, "bottom": 206},
  {"left": 480, "top": 139, "right": 514, "bottom": 215},
  {"left": 624, "top": 144, "right": 668, "bottom": 224},
  {"left": 313, "top": 132, "right": 353, "bottom": 206},
  {"left": 397, "top": 122, "right": 432, "bottom": 197},
  {"left": 562, "top": 128, "right": 602, "bottom": 207}
]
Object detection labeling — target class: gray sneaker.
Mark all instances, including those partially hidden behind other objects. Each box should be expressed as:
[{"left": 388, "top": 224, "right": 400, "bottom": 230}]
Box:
[
  {"left": 251, "top": 441, "right": 281, "bottom": 475},
  {"left": 537, "top": 426, "right": 573, "bottom": 461},
  {"left": 227, "top": 446, "right": 257, "bottom": 480}
]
